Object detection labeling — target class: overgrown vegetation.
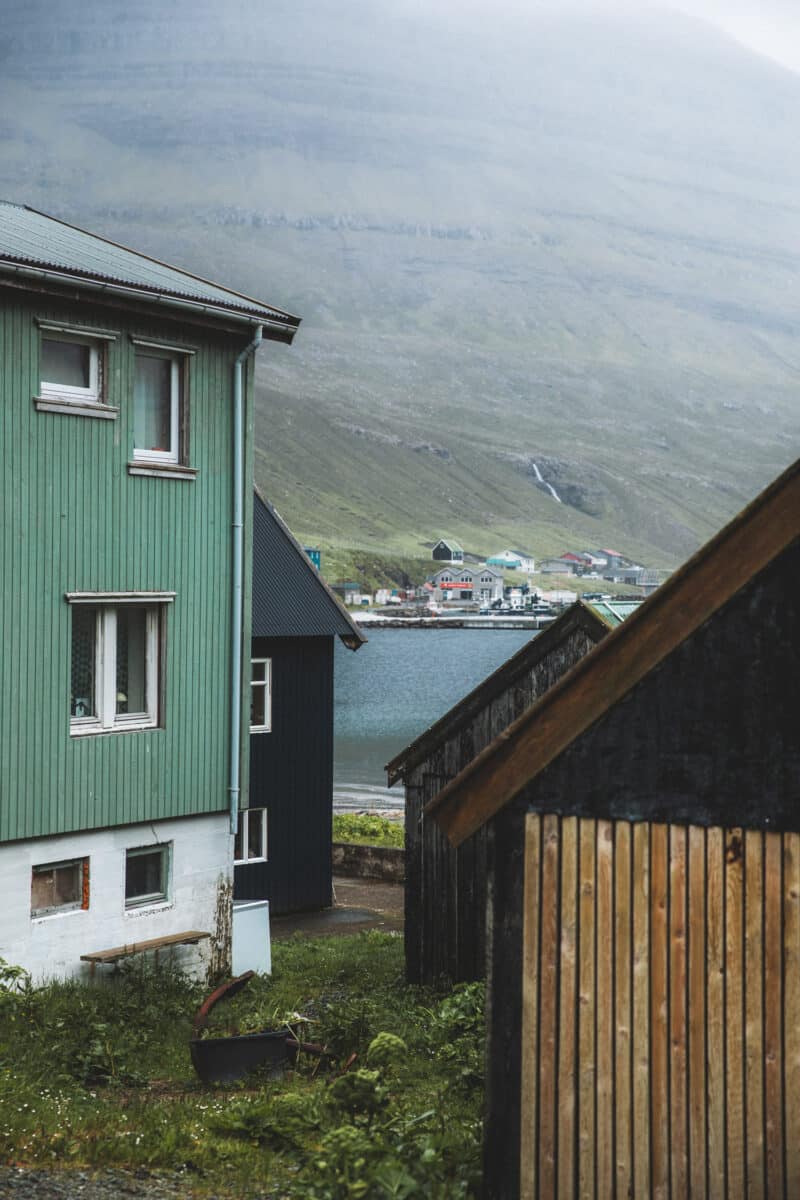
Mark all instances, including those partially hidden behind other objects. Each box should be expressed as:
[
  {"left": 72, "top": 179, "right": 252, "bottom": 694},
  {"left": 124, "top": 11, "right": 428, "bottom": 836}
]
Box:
[
  {"left": 332, "top": 813, "right": 404, "bottom": 849},
  {"left": 318, "top": 548, "right": 435, "bottom": 597},
  {"left": 0, "top": 935, "right": 482, "bottom": 1197}
]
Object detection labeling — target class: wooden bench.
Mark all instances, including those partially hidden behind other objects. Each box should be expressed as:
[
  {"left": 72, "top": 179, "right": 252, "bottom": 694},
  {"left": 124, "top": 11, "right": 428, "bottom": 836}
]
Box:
[{"left": 81, "top": 930, "right": 211, "bottom": 977}]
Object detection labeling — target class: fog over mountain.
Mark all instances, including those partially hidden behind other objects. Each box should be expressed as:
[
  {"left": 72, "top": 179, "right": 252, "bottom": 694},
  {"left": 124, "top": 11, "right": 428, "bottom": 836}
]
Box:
[{"left": 1, "top": 0, "right": 799, "bottom": 566}]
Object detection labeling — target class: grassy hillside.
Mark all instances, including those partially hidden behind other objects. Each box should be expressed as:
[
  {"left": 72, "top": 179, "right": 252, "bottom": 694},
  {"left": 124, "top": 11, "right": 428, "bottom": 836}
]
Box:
[{"left": 1, "top": 0, "right": 799, "bottom": 568}]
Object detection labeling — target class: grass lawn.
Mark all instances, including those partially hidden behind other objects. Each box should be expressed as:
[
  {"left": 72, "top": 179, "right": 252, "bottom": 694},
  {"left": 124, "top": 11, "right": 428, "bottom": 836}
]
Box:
[{"left": 0, "top": 935, "right": 482, "bottom": 1198}]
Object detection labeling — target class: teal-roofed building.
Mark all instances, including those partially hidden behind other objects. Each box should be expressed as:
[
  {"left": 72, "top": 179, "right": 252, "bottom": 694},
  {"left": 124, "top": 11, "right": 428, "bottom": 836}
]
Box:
[
  {"left": 486, "top": 549, "right": 535, "bottom": 573},
  {"left": 585, "top": 598, "right": 644, "bottom": 626},
  {"left": 0, "top": 202, "right": 299, "bottom": 981}
]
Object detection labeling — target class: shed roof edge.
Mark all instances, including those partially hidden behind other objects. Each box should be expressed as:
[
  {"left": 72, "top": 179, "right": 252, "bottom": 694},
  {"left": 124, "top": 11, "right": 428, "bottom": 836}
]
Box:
[{"left": 385, "top": 601, "right": 611, "bottom": 785}]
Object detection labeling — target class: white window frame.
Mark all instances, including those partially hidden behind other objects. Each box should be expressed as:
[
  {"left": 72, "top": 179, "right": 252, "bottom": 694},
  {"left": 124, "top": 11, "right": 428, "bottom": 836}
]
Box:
[
  {"left": 125, "top": 843, "right": 171, "bottom": 909},
  {"left": 234, "top": 808, "right": 268, "bottom": 864},
  {"left": 40, "top": 330, "right": 103, "bottom": 407},
  {"left": 67, "top": 592, "right": 174, "bottom": 736},
  {"left": 132, "top": 349, "right": 182, "bottom": 465},
  {"left": 31, "top": 857, "right": 88, "bottom": 919},
  {"left": 250, "top": 657, "right": 272, "bottom": 733}
]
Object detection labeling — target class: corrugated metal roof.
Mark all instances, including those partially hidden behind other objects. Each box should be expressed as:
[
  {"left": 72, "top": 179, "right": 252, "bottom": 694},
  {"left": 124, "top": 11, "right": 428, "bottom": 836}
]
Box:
[
  {"left": 252, "top": 491, "right": 365, "bottom": 646},
  {"left": 0, "top": 202, "right": 300, "bottom": 333}
]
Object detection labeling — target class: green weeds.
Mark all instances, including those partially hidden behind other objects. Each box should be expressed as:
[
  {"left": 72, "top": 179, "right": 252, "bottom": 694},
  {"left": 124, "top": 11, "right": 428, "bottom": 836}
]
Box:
[
  {"left": 0, "top": 937, "right": 482, "bottom": 1197},
  {"left": 332, "top": 813, "right": 404, "bottom": 849}
]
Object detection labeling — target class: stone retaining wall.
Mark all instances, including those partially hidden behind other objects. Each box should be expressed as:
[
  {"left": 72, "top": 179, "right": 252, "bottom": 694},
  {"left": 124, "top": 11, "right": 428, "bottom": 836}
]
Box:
[{"left": 331, "top": 842, "right": 405, "bottom": 883}]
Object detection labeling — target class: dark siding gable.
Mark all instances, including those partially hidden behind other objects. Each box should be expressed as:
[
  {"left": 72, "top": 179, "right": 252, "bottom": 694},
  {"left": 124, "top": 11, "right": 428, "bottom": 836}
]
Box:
[
  {"left": 525, "top": 538, "right": 800, "bottom": 831},
  {"left": 252, "top": 492, "right": 363, "bottom": 642}
]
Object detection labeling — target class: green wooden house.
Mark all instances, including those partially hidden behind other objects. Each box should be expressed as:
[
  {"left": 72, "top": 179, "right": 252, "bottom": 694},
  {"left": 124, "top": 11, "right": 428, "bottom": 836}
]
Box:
[{"left": 0, "top": 202, "right": 299, "bottom": 981}]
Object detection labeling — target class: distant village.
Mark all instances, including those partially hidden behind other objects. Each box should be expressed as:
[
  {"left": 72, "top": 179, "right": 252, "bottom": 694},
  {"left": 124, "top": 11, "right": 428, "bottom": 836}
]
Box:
[{"left": 329, "top": 537, "right": 667, "bottom": 612}]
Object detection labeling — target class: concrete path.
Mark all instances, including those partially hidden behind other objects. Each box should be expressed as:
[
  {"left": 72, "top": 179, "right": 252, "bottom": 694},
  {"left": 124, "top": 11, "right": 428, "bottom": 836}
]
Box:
[{"left": 270, "top": 876, "right": 404, "bottom": 941}]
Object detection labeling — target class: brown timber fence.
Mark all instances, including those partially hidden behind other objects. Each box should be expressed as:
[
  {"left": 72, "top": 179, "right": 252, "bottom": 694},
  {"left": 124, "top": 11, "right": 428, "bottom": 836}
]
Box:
[{"left": 519, "top": 812, "right": 800, "bottom": 1200}]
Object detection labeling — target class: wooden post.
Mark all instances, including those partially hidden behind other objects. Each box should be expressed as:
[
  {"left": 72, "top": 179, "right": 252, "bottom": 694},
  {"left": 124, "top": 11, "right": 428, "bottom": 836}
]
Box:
[
  {"left": 744, "top": 831, "right": 765, "bottom": 1200},
  {"left": 520, "top": 814, "right": 542, "bottom": 1200},
  {"left": 558, "top": 816, "right": 579, "bottom": 1200},
  {"left": 784, "top": 833, "right": 800, "bottom": 1197},
  {"left": 578, "top": 818, "right": 596, "bottom": 1200},
  {"left": 632, "top": 821, "right": 651, "bottom": 1199},
  {"left": 688, "top": 825, "right": 707, "bottom": 1199},
  {"left": 538, "top": 814, "right": 560, "bottom": 1195},
  {"left": 763, "top": 832, "right": 784, "bottom": 1200},
  {"left": 614, "top": 821, "right": 632, "bottom": 1200},
  {"left": 706, "top": 826, "right": 725, "bottom": 1200},
  {"left": 669, "top": 825, "right": 688, "bottom": 1197},
  {"left": 596, "top": 820, "right": 615, "bottom": 1199},
  {"left": 725, "top": 828, "right": 746, "bottom": 1198},
  {"left": 650, "top": 822, "right": 670, "bottom": 1200}
]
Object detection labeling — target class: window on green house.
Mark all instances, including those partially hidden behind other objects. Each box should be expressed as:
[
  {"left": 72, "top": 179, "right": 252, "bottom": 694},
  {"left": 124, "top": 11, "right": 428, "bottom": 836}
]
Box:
[
  {"left": 125, "top": 844, "right": 170, "bottom": 908},
  {"left": 133, "top": 350, "right": 182, "bottom": 464},
  {"left": 69, "top": 597, "right": 169, "bottom": 735},
  {"left": 40, "top": 333, "right": 104, "bottom": 406}
]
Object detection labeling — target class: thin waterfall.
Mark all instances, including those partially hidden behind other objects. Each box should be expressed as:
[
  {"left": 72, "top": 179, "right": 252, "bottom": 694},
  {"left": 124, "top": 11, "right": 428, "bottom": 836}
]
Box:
[{"left": 531, "top": 461, "right": 562, "bottom": 503}]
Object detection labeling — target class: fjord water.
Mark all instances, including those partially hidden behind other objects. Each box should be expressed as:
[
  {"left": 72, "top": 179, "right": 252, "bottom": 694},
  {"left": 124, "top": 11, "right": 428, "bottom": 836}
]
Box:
[{"left": 333, "top": 627, "right": 533, "bottom": 810}]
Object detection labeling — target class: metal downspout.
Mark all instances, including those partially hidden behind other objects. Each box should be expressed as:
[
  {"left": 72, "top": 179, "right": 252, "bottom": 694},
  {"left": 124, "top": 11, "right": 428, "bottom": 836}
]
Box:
[{"left": 230, "top": 324, "right": 263, "bottom": 834}]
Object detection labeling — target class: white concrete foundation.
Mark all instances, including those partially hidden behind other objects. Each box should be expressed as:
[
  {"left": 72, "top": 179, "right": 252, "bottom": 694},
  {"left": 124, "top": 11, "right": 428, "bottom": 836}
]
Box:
[{"left": 0, "top": 813, "right": 233, "bottom": 984}]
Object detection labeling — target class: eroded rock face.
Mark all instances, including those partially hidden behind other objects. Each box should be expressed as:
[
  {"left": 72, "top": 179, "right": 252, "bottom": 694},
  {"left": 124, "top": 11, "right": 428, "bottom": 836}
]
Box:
[{"left": 495, "top": 451, "right": 610, "bottom": 517}]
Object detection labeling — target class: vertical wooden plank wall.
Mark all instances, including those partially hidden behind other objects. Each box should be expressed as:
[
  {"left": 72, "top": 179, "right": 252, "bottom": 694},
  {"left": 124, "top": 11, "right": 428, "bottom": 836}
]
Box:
[
  {"left": 519, "top": 814, "right": 800, "bottom": 1199},
  {"left": 0, "top": 297, "right": 245, "bottom": 841}
]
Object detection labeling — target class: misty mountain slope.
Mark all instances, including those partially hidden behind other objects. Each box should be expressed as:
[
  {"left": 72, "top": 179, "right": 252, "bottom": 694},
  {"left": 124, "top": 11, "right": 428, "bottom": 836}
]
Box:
[{"left": 1, "top": 0, "right": 799, "bottom": 565}]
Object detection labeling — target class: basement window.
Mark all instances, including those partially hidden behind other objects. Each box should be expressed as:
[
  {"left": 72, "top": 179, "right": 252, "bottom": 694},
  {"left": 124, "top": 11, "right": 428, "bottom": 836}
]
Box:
[
  {"left": 68, "top": 593, "right": 174, "bottom": 735},
  {"left": 31, "top": 858, "right": 89, "bottom": 918},
  {"left": 250, "top": 658, "right": 272, "bottom": 733},
  {"left": 125, "top": 844, "right": 170, "bottom": 908},
  {"left": 234, "top": 809, "right": 267, "bottom": 864}
]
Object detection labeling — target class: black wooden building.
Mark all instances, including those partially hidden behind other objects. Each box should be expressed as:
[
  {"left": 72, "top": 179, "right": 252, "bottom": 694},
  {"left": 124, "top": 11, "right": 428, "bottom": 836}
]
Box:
[
  {"left": 234, "top": 491, "right": 365, "bottom": 915},
  {"left": 386, "top": 602, "right": 612, "bottom": 984},
  {"left": 430, "top": 459, "right": 800, "bottom": 1200}
]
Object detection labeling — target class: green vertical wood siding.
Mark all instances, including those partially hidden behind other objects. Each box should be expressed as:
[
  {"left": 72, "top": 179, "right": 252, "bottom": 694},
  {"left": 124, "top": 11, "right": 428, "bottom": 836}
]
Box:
[{"left": 0, "top": 292, "right": 255, "bottom": 842}]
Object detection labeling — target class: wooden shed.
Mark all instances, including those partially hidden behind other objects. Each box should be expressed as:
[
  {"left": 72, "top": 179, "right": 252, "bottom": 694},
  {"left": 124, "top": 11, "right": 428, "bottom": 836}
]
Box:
[
  {"left": 430, "top": 458, "right": 800, "bottom": 1200},
  {"left": 386, "top": 603, "right": 612, "bottom": 983}
]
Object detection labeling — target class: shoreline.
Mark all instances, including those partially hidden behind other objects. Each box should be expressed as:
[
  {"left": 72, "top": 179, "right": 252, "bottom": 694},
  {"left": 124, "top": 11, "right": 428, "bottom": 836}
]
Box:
[{"left": 353, "top": 612, "right": 555, "bottom": 630}]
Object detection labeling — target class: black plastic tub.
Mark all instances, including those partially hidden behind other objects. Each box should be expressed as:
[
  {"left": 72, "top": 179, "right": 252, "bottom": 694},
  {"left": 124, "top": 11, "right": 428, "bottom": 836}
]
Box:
[
  {"left": 190, "top": 1028, "right": 297, "bottom": 1084},
  {"left": 190, "top": 970, "right": 298, "bottom": 1084}
]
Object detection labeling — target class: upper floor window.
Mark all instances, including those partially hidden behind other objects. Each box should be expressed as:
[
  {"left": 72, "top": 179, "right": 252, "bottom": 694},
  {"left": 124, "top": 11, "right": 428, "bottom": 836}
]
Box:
[
  {"left": 250, "top": 658, "right": 272, "bottom": 733},
  {"left": 42, "top": 334, "right": 100, "bottom": 402},
  {"left": 35, "top": 323, "right": 118, "bottom": 419},
  {"left": 67, "top": 592, "right": 174, "bottom": 736},
  {"left": 133, "top": 350, "right": 182, "bottom": 464}
]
